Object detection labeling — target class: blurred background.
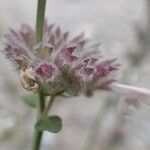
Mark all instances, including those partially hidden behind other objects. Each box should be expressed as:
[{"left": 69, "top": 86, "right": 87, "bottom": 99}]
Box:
[{"left": 0, "top": 0, "right": 150, "bottom": 150}]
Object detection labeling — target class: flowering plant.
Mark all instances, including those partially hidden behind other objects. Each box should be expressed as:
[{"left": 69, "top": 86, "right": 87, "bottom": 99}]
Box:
[
  {"left": 4, "top": 22, "right": 119, "bottom": 97},
  {"left": 2, "top": 0, "right": 150, "bottom": 150}
]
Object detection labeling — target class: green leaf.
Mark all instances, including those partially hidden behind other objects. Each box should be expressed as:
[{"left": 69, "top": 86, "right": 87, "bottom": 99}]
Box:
[
  {"left": 35, "top": 116, "right": 62, "bottom": 133},
  {"left": 22, "top": 94, "right": 39, "bottom": 108}
]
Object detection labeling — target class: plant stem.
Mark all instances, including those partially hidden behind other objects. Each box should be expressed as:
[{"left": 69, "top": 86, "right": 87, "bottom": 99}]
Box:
[
  {"left": 32, "top": 131, "right": 43, "bottom": 150},
  {"left": 110, "top": 82, "right": 150, "bottom": 97},
  {"left": 36, "top": 0, "right": 47, "bottom": 43},
  {"left": 43, "top": 95, "right": 56, "bottom": 115},
  {"left": 32, "top": 92, "right": 45, "bottom": 150},
  {"left": 39, "top": 91, "right": 45, "bottom": 112},
  {"left": 33, "top": 0, "right": 47, "bottom": 150}
]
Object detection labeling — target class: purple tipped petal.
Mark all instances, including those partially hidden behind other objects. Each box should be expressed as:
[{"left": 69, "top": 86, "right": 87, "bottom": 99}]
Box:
[
  {"left": 19, "top": 23, "right": 35, "bottom": 46},
  {"left": 84, "top": 67, "right": 94, "bottom": 75},
  {"left": 64, "top": 46, "right": 76, "bottom": 54},
  {"left": 49, "top": 34, "right": 55, "bottom": 46},
  {"left": 95, "top": 59, "right": 118, "bottom": 77},
  {"left": 9, "top": 28, "right": 20, "bottom": 40},
  {"left": 44, "top": 20, "right": 54, "bottom": 34},
  {"left": 55, "top": 27, "right": 61, "bottom": 38},
  {"left": 5, "top": 43, "right": 29, "bottom": 60},
  {"left": 35, "top": 62, "right": 57, "bottom": 81},
  {"left": 63, "top": 32, "right": 69, "bottom": 41},
  {"left": 71, "top": 33, "right": 85, "bottom": 43}
]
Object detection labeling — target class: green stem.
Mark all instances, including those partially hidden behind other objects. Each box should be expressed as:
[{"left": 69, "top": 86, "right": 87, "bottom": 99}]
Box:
[
  {"left": 32, "top": 0, "right": 47, "bottom": 149},
  {"left": 43, "top": 95, "right": 56, "bottom": 115},
  {"left": 39, "top": 91, "right": 45, "bottom": 113},
  {"left": 32, "top": 92, "right": 45, "bottom": 150},
  {"left": 36, "top": 0, "right": 47, "bottom": 43},
  {"left": 32, "top": 131, "right": 43, "bottom": 150}
]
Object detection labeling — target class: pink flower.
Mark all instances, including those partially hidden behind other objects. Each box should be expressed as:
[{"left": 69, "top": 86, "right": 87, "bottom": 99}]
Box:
[{"left": 3, "top": 21, "right": 119, "bottom": 96}]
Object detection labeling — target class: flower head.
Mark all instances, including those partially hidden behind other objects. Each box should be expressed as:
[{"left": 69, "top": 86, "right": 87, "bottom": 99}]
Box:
[{"left": 3, "top": 21, "right": 119, "bottom": 96}]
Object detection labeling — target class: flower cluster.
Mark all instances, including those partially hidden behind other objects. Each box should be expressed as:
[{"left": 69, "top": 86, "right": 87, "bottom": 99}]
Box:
[{"left": 3, "top": 21, "right": 119, "bottom": 96}]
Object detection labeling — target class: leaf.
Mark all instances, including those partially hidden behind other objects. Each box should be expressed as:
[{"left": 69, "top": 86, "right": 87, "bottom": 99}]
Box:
[
  {"left": 22, "top": 93, "right": 39, "bottom": 108},
  {"left": 35, "top": 116, "right": 62, "bottom": 133}
]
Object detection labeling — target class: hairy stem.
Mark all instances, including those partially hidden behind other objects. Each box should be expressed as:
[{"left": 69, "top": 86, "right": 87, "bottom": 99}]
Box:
[
  {"left": 43, "top": 95, "right": 56, "bottom": 115},
  {"left": 110, "top": 82, "right": 150, "bottom": 97},
  {"left": 32, "top": 131, "right": 43, "bottom": 150},
  {"left": 36, "top": 0, "right": 47, "bottom": 43},
  {"left": 33, "top": 0, "right": 47, "bottom": 150},
  {"left": 32, "top": 92, "right": 45, "bottom": 150}
]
